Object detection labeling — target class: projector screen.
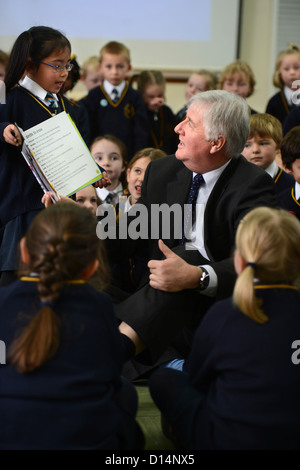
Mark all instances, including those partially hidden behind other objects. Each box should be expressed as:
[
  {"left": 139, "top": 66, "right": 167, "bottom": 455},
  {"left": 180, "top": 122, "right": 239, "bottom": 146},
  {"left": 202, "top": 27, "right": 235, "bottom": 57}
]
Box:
[{"left": 0, "top": 0, "right": 241, "bottom": 70}]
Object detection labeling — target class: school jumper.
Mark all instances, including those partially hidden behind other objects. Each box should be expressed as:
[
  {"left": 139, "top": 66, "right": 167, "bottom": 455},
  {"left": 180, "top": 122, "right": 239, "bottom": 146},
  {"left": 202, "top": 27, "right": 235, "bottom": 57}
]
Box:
[
  {"left": 0, "top": 278, "right": 142, "bottom": 450},
  {"left": 146, "top": 105, "right": 178, "bottom": 155},
  {"left": 84, "top": 83, "right": 149, "bottom": 160},
  {"left": 149, "top": 285, "right": 300, "bottom": 449}
]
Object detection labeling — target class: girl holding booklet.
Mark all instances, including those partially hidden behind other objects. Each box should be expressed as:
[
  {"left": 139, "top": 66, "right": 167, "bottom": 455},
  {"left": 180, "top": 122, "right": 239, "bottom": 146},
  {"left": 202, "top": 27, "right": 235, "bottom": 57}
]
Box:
[{"left": 0, "top": 26, "right": 108, "bottom": 287}]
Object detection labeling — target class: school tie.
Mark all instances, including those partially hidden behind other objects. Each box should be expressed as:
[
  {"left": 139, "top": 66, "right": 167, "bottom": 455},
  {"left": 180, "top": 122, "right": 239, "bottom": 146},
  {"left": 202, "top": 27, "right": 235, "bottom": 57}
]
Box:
[
  {"left": 111, "top": 88, "right": 119, "bottom": 103},
  {"left": 45, "top": 93, "right": 58, "bottom": 114},
  {"left": 106, "top": 192, "right": 118, "bottom": 205},
  {"left": 179, "top": 173, "right": 205, "bottom": 245}
]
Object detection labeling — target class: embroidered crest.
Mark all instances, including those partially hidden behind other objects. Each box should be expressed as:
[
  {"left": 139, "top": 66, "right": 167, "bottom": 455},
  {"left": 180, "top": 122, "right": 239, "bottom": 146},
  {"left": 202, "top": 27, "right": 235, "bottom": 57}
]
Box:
[
  {"left": 100, "top": 99, "right": 108, "bottom": 107},
  {"left": 124, "top": 103, "right": 135, "bottom": 119}
]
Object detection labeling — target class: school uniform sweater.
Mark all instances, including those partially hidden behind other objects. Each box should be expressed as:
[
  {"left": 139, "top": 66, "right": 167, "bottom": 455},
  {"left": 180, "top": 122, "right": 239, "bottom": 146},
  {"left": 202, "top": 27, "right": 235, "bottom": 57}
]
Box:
[
  {"left": 84, "top": 83, "right": 149, "bottom": 160},
  {"left": 187, "top": 285, "right": 300, "bottom": 449},
  {"left": 277, "top": 185, "right": 300, "bottom": 220},
  {"left": 0, "top": 279, "right": 138, "bottom": 450},
  {"left": 0, "top": 86, "right": 85, "bottom": 227},
  {"left": 146, "top": 105, "right": 178, "bottom": 155},
  {"left": 265, "top": 90, "right": 295, "bottom": 124}
]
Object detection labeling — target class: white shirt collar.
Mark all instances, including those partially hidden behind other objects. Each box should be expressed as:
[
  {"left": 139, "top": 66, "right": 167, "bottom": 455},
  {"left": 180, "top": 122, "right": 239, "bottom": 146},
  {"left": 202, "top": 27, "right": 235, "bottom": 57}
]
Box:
[
  {"left": 264, "top": 160, "right": 278, "bottom": 179},
  {"left": 103, "top": 79, "right": 125, "bottom": 97},
  {"left": 19, "top": 75, "right": 58, "bottom": 104},
  {"left": 193, "top": 158, "right": 231, "bottom": 193},
  {"left": 96, "top": 181, "right": 123, "bottom": 201},
  {"left": 283, "top": 85, "right": 294, "bottom": 106},
  {"left": 295, "top": 181, "right": 300, "bottom": 201}
]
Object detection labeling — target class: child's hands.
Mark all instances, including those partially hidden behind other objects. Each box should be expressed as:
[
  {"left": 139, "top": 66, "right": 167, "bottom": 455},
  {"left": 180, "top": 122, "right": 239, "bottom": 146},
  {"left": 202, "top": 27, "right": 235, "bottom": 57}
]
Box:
[
  {"left": 94, "top": 170, "right": 112, "bottom": 188},
  {"left": 3, "top": 124, "right": 22, "bottom": 146},
  {"left": 41, "top": 192, "right": 73, "bottom": 208}
]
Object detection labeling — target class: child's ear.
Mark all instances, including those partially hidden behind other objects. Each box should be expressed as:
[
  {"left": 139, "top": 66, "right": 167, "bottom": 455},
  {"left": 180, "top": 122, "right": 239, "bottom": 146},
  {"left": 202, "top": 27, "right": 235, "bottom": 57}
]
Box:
[
  {"left": 283, "top": 162, "right": 292, "bottom": 174},
  {"left": 20, "top": 237, "right": 30, "bottom": 265},
  {"left": 26, "top": 58, "right": 36, "bottom": 73},
  {"left": 81, "top": 260, "right": 99, "bottom": 280}
]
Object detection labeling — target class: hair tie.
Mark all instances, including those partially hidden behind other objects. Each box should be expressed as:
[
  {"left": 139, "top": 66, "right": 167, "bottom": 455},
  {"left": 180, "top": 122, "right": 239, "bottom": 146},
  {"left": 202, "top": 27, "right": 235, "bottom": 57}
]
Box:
[
  {"left": 246, "top": 262, "right": 257, "bottom": 269},
  {"left": 41, "top": 300, "right": 54, "bottom": 308}
]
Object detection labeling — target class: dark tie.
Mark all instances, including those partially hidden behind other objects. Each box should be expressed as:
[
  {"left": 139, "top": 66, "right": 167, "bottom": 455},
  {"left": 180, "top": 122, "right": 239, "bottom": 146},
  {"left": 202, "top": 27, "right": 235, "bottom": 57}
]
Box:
[
  {"left": 111, "top": 88, "right": 119, "bottom": 103},
  {"left": 179, "top": 173, "right": 205, "bottom": 245},
  {"left": 106, "top": 192, "right": 118, "bottom": 205},
  {"left": 45, "top": 93, "right": 58, "bottom": 113}
]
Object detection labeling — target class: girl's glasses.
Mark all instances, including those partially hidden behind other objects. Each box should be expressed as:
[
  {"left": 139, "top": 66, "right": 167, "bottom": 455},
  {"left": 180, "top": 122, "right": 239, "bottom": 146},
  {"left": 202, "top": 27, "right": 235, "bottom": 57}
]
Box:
[{"left": 40, "top": 61, "right": 74, "bottom": 73}]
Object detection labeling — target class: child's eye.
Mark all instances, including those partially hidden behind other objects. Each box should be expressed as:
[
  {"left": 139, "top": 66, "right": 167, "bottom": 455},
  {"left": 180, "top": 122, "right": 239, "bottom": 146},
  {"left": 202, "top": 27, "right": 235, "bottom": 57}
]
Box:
[
  {"left": 244, "top": 143, "right": 251, "bottom": 148},
  {"left": 94, "top": 155, "right": 102, "bottom": 162}
]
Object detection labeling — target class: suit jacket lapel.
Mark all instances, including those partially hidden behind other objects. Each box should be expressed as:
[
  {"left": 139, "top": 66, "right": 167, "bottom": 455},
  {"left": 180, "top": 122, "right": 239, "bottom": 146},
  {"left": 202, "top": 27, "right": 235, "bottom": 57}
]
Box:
[{"left": 166, "top": 165, "right": 192, "bottom": 206}]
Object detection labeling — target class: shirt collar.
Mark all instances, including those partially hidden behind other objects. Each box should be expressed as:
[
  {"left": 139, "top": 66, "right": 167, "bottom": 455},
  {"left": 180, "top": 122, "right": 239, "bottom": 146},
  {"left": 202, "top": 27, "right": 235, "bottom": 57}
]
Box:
[
  {"left": 283, "top": 85, "right": 294, "bottom": 106},
  {"left": 295, "top": 181, "right": 300, "bottom": 201},
  {"left": 96, "top": 182, "right": 123, "bottom": 200},
  {"left": 264, "top": 160, "right": 278, "bottom": 179},
  {"left": 19, "top": 75, "right": 58, "bottom": 103},
  {"left": 193, "top": 159, "right": 231, "bottom": 192},
  {"left": 103, "top": 79, "right": 125, "bottom": 97}
]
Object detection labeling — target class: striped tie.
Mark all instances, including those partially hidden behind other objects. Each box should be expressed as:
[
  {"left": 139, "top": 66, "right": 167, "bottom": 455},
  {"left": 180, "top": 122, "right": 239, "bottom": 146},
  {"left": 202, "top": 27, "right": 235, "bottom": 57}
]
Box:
[
  {"left": 45, "top": 93, "right": 58, "bottom": 113},
  {"left": 111, "top": 88, "right": 119, "bottom": 103}
]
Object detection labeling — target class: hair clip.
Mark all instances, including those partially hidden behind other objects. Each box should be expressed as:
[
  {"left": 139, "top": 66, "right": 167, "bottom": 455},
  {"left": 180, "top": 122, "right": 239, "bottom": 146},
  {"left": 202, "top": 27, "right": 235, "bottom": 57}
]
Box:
[
  {"left": 41, "top": 300, "right": 54, "bottom": 308},
  {"left": 246, "top": 262, "right": 257, "bottom": 269}
]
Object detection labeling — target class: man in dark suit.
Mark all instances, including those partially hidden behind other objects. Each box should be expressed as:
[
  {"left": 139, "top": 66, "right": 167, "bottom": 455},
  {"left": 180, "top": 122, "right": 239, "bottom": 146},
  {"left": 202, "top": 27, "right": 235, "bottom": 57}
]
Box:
[{"left": 110, "top": 90, "right": 277, "bottom": 364}]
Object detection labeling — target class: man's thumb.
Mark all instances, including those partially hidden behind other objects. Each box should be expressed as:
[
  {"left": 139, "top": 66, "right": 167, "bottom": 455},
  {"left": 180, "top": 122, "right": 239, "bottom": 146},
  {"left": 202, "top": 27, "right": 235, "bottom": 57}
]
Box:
[{"left": 158, "top": 239, "right": 176, "bottom": 258}]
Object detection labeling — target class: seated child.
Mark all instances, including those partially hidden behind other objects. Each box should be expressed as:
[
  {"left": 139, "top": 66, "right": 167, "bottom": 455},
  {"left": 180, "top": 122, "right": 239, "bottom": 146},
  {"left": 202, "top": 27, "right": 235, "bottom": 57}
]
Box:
[
  {"left": 90, "top": 134, "right": 127, "bottom": 208},
  {"left": 84, "top": 41, "right": 149, "bottom": 160},
  {"left": 278, "top": 125, "right": 300, "bottom": 220},
  {"left": 219, "top": 59, "right": 258, "bottom": 114},
  {"left": 75, "top": 185, "right": 100, "bottom": 215},
  {"left": 0, "top": 202, "right": 144, "bottom": 450},
  {"left": 149, "top": 206, "right": 300, "bottom": 450},
  {"left": 137, "top": 70, "right": 178, "bottom": 155},
  {"left": 123, "top": 147, "right": 167, "bottom": 211},
  {"left": 242, "top": 113, "right": 294, "bottom": 193},
  {"left": 176, "top": 69, "right": 218, "bottom": 123},
  {"left": 266, "top": 43, "right": 300, "bottom": 125}
]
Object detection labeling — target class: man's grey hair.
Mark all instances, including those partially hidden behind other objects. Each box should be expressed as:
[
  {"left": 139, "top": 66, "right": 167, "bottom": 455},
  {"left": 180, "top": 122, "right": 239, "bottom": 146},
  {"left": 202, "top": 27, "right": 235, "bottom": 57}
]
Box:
[{"left": 189, "top": 90, "right": 250, "bottom": 157}]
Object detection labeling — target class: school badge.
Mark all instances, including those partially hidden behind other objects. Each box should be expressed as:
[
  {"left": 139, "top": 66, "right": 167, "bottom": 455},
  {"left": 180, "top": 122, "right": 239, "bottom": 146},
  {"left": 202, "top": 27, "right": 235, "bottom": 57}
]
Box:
[{"left": 124, "top": 103, "right": 135, "bottom": 119}]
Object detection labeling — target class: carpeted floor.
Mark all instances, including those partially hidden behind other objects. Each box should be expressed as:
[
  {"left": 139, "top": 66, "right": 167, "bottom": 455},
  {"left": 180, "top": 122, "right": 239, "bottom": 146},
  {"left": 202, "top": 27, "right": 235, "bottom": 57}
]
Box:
[{"left": 135, "top": 380, "right": 175, "bottom": 450}]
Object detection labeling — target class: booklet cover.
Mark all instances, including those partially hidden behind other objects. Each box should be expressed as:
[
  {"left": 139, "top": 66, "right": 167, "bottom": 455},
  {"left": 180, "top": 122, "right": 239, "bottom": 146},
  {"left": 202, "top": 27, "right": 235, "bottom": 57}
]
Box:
[{"left": 16, "top": 111, "right": 103, "bottom": 200}]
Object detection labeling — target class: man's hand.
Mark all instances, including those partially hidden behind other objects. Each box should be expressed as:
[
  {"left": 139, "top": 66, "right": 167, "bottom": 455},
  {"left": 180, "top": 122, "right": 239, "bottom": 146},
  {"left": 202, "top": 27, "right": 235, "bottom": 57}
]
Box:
[
  {"left": 3, "top": 124, "right": 22, "bottom": 146},
  {"left": 148, "top": 239, "right": 202, "bottom": 292}
]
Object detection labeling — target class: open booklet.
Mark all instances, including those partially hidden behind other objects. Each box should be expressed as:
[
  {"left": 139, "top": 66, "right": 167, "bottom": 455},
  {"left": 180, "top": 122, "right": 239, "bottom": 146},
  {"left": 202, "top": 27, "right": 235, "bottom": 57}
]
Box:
[{"left": 16, "top": 111, "right": 103, "bottom": 203}]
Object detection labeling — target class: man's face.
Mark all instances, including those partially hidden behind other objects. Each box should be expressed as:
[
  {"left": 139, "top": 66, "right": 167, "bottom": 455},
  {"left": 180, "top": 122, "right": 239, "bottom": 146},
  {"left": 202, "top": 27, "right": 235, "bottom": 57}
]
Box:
[{"left": 174, "top": 102, "right": 212, "bottom": 173}]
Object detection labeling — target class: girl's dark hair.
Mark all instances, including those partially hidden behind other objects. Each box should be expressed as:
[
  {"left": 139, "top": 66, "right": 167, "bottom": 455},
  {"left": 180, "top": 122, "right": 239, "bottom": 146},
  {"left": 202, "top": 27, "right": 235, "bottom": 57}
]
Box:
[
  {"left": 5, "top": 26, "right": 71, "bottom": 92},
  {"left": 9, "top": 202, "right": 107, "bottom": 373}
]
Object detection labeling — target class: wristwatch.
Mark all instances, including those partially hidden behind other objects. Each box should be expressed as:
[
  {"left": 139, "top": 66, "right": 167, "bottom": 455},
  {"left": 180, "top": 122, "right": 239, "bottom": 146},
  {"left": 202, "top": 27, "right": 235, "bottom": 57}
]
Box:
[{"left": 198, "top": 267, "right": 210, "bottom": 291}]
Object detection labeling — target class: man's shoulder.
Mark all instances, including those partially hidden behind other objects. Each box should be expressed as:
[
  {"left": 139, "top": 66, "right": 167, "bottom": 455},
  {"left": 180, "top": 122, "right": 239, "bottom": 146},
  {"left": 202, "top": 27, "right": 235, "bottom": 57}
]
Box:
[{"left": 149, "top": 154, "right": 184, "bottom": 171}]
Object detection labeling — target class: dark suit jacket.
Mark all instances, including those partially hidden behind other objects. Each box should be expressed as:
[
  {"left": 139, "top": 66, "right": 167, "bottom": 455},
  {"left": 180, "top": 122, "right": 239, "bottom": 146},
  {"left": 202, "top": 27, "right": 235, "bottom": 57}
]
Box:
[{"left": 113, "top": 154, "right": 277, "bottom": 362}]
